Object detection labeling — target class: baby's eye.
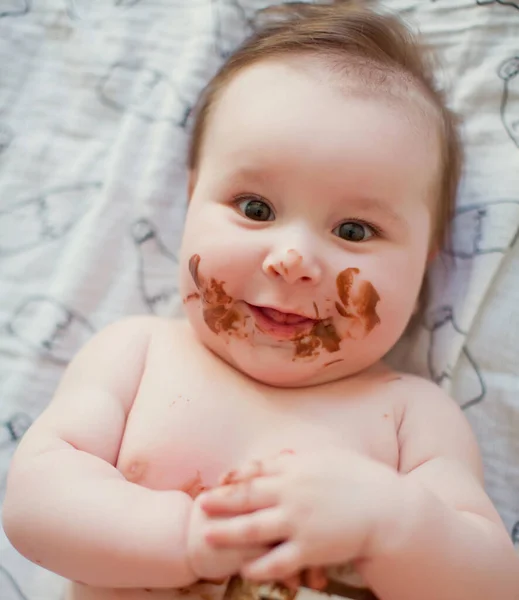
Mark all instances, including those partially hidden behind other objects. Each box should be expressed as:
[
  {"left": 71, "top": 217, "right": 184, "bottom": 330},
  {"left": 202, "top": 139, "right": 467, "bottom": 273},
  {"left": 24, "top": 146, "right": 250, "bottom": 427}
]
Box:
[
  {"left": 333, "top": 221, "right": 375, "bottom": 242},
  {"left": 236, "top": 197, "right": 274, "bottom": 222}
]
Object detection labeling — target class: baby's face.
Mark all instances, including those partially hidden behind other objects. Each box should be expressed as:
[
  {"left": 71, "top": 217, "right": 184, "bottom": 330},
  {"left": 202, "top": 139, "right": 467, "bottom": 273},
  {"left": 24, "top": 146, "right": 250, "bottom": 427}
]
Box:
[{"left": 180, "top": 59, "right": 439, "bottom": 387}]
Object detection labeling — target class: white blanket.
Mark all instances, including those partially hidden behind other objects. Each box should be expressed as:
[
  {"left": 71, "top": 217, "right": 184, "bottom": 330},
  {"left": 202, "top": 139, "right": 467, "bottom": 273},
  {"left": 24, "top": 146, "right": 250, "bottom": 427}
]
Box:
[{"left": 0, "top": 1, "right": 518, "bottom": 598}]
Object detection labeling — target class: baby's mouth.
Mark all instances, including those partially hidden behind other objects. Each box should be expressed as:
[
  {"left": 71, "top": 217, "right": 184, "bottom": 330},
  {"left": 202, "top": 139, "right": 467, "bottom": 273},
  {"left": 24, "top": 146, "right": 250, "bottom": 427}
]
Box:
[
  {"left": 246, "top": 304, "right": 318, "bottom": 340},
  {"left": 260, "top": 306, "right": 311, "bottom": 325}
]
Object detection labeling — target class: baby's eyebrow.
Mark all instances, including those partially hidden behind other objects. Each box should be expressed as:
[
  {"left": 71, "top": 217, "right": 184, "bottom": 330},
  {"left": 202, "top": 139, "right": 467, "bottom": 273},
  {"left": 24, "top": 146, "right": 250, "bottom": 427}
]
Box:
[{"left": 231, "top": 165, "right": 271, "bottom": 186}]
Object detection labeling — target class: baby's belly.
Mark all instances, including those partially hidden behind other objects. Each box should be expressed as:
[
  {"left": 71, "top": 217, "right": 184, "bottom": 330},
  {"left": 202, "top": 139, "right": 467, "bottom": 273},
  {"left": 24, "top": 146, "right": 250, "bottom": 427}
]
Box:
[{"left": 66, "top": 581, "right": 227, "bottom": 600}]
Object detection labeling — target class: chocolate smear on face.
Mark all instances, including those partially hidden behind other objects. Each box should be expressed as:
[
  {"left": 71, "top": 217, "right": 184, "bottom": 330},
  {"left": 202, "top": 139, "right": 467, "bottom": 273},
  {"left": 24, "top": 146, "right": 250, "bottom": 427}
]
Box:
[
  {"left": 293, "top": 319, "right": 341, "bottom": 359},
  {"left": 189, "top": 254, "right": 202, "bottom": 289},
  {"left": 312, "top": 320, "right": 341, "bottom": 352},
  {"left": 324, "top": 358, "right": 344, "bottom": 368},
  {"left": 183, "top": 292, "right": 200, "bottom": 304},
  {"left": 203, "top": 277, "right": 232, "bottom": 306},
  {"left": 188, "top": 254, "right": 243, "bottom": 336},
  {"left": 335, "top": 267, "right": 381, "bottom": 336},
  {"left": 293, "top": 333, "right": 321, "bottom": 359},
  {"left": 203, "top": 304, "right": 241, "bottom": 334},
  {"left": 335, "top": 301, "right": 350, "bottom": 318},
  {"left": 355, "top": 280, "right": 381, "bottom": 332},
  {"left": 336, "top": 267, "right": 358, "bottom": 308},
  {"left": 313, "top": 301, "right": 320, "bottom": 319}
]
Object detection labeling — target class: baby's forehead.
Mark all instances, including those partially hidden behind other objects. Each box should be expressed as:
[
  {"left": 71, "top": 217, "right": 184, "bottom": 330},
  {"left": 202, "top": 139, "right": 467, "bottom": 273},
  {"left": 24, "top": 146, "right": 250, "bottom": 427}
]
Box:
[
  {"left": 217, "top": 54, "right": 439, "bottom": 127},
  {"left": 209, "top": 55, "right": 442, "bottom": 159},
  {"left": 202, "top": 57, "right": 443, "bottom": 212},
  {"left": 208, "top": 66, "right": 436, "bottom": 174}
]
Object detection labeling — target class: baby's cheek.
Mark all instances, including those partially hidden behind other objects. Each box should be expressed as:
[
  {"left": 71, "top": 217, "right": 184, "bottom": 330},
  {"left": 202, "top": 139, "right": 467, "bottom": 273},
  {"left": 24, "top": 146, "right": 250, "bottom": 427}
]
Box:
[{"left": 375, "top": 280, "right": 419, "bottom": 336}]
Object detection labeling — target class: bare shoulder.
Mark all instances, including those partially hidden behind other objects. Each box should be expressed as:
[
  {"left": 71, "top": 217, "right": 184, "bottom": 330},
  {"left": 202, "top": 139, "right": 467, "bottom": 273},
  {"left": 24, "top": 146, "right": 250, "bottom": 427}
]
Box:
[
  {"left": 56, "top": 314, "right": 164, "bottom": 389},
  {"left": 384, "top": 373, "right": 511, "bottom": 527},
  {"left": 390, "top": 373, "right": 483, "bottom": 480},
  {"left": 12, "top": 315, "right": 179, "bottom": 463}
]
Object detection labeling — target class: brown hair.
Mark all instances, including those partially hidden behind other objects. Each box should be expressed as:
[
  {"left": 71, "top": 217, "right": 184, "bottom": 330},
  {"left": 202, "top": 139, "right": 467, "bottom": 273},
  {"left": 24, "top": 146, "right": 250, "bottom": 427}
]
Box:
[{"left": 188, "top": 0, "right": 463, "bottom": 251}]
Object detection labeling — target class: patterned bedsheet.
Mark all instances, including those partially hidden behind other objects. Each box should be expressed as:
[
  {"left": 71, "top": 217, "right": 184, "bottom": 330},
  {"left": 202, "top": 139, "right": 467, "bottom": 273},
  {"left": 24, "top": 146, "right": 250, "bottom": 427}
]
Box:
[{"left": 0, "top": 1, "right": 518, "bottom": 598}]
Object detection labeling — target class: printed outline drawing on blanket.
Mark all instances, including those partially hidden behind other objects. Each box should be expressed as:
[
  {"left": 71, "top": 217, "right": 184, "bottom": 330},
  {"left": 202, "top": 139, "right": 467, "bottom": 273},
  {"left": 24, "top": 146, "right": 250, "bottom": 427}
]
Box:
[
  {"left": 113, "top": 0, "right": 142, "bottom": 6},
  {"left": 424, "top": 199, "right": 519, "bottom": 409},
  {"left": 97, "top": 61, "right": 192, "bottom": 127},
  {"left": 423, "top": 305, "right": 485, "bottom": 410},
  {"left": 0, "top": 0, "right": 30, "bottom": 19},
  {"left": 0, "top": 183, "right": 101, "bottom": 258},
  {"left": 0, "top": 414, "right": 32, "bottom": 451},
  {"left": 0, "top": 122, "right": 13, "bottom": 153},
  {"left": 0, "top": 565, "right": 29, "bottom": 600},
  {"left": 6, "top": 296, "right": 96, "bottom": 365},
  {"left": 213, "top": 0, "right": 256, "bottom": 59},
  {"left": 499, "top": 56, "right": 519, "bottom": 147},
  {"left": 0, "top": 413, "right": 32, "bottom": 495},
  {"left": 443, "top": 199, "right": 519, "bottom": 259},
  {"left": 477, "top": 0, "right": 519, "bottom": 9},
  {"left": 132, "top": 218, "right": 180, "bottom": 316},
  {"left": 512, "top": 521, "right": 519, "bottom": 547},
  {"left": 1, "top": 1, "right": 519, "bottom": 597},
  {"left": 66, "top": 0, "right": 142, "bottom": 21}
]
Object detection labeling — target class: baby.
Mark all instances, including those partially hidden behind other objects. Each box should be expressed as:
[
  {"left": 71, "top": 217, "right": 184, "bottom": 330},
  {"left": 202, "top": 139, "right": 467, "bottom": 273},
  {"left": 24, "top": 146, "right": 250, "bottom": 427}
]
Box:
[{"left": 3, "top": 2, "right": 519, "bottom": 600}]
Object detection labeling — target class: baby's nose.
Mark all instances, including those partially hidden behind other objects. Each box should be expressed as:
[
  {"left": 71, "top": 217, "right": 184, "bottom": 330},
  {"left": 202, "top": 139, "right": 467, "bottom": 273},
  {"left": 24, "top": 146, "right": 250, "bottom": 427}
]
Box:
[{"left": 263, "top": 248, "right": 322, "bottom": 285}]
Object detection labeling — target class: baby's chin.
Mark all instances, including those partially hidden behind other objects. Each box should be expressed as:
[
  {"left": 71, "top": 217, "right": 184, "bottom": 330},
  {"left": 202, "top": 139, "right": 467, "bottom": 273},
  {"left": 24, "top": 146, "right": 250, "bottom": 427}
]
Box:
[
  {"left": 219, "top": 339, "right": 354, "bottom": 388},
  {"left": 189, "top": 316, "right": 368, "bottom": 387},
  {"left": 235, "top": 360, "right": 320, "bottom": 388}
]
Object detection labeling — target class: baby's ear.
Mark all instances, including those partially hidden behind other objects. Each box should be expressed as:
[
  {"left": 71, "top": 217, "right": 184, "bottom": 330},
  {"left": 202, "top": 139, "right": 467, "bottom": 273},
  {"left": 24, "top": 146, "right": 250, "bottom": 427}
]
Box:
[{"left": 187, "top": 169, "right": 198, "bottom": 201}]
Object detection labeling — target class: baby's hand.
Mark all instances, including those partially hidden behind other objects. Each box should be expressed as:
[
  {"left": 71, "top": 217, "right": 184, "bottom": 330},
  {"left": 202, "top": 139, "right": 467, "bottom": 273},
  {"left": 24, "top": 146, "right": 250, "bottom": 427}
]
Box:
[
  {"left": 200, "top": 449, "right": 402, "bottom": 582},
  {"left": 187, "top": 493, "right": 268, "bottom": 582},
  {"left": 216, "top": 458, "right": 328, "bottom": 592}
]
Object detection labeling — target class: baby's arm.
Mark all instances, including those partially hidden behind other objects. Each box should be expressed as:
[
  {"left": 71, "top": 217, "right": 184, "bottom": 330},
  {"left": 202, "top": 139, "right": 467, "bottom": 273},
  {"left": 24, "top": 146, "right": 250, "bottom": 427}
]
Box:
[
  {"left": 358, "top": 377, "right": 519, "bottom": 600},
  {"left": 2, "top": 317, "right": 197, "bottom": 589}
]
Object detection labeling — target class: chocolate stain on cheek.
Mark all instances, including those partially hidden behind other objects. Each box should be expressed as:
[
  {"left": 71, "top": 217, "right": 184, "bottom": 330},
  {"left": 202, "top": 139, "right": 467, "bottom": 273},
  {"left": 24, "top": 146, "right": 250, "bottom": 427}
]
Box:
[
  {"left": 183, "top": 292, "right": 200, "bottom": 304},
  {"left": 293, "top": 268, "right": 381, "bottom": 360},
  {"left": 189, "top": 254, "right": 202, "bottom": 288},
  {"left": 335, "top": 268, "right": 357, "bottom": 317},
  {"left": 188, "top": 254, "right": 244, "bottom": 336},
  {"left": 336, "top": 267, "right": 381, "bottom": 335},
  {"left": 204, "top": 304, "right": 241, "bottom": 334},
  {"left": 356, "top": 279, "right": 381, "bottom": 332}
]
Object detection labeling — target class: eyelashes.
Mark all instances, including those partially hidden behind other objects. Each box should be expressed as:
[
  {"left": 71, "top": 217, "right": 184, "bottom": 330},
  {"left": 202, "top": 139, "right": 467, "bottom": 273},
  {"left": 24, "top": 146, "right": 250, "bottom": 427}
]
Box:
[{"left": 231, "top": 193, "right": 384, "bottom": 240}]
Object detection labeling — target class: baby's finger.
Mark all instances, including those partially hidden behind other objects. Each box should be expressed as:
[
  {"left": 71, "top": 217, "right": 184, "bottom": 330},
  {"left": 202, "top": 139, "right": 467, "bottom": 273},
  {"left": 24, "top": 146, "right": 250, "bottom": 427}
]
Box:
[
  {"left": 218, "top": 450, "right": 295, "bottom": 486},
  {"left": 205, "top": 508, "right": 289, "bottom": 547},
  {"left": 282, "top": 574, "right": 301, "bottom": 590},
  {"left": 219, "top": 460, "right": 266, "bottom": 486},
  {"left": 201, "top": 478, "right": 277, "bottom": 516},
  {"left": 302, "top": 567, "right": 328, "bottom": 591},
  {"left": 241, "top": 542, "right": 303, "bottom": 581}
]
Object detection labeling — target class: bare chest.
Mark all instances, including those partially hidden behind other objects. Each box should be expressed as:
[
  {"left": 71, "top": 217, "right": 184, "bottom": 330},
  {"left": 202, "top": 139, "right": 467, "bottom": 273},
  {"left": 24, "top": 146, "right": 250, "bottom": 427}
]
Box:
[{"left": 115, "top": 336, "right": 400, "bottom": 494}]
